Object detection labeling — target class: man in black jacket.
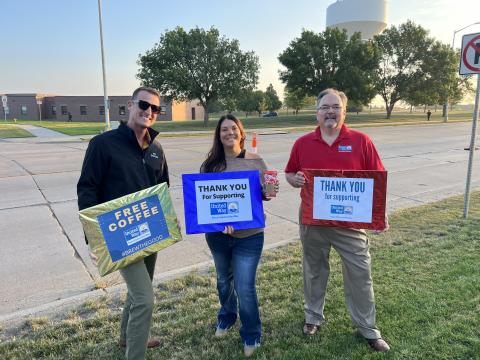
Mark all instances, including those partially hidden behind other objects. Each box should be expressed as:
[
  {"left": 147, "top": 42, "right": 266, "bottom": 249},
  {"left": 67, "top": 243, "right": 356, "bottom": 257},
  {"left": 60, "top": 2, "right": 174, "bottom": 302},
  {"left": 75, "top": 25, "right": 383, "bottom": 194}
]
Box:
[{"left": 77, "top": 86, "right": 168, "bottom": 360}]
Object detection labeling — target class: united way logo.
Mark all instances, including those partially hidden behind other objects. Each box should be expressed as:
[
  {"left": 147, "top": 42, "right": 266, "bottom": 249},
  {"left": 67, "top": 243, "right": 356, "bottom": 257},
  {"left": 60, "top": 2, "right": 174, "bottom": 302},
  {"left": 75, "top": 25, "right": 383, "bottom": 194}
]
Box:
[
  {"left": 210, "top": 202, "right": 228, "bottom": 215},
  {"left": 123, "top": 222, "right": 152, "bottom": 246},
  {"left": 227, "top": 202, "right": 239, "bottom": 213},
  {"left": 330, "top": 205, "right": 353, "bottom": 215},
  {"left": 338, "top": 145, "right": 352, "bottom": 152},
  {"left": 210, "top": 202, "right": 240, "bottom": 215}
]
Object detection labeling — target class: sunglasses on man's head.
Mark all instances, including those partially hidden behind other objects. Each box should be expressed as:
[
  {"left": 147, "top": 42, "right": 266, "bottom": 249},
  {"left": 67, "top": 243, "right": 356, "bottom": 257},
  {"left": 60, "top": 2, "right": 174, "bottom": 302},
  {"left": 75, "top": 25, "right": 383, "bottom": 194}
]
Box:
[{"left": 134, "top": 100, "right": 161, "bottom": 114}]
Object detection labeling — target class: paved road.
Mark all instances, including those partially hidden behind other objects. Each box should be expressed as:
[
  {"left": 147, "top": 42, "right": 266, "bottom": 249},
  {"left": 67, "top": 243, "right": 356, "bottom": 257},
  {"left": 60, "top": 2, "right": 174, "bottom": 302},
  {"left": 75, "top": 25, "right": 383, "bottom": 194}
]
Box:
[{"left": 0, "top": 122, "right": 479, "bottom": 319}]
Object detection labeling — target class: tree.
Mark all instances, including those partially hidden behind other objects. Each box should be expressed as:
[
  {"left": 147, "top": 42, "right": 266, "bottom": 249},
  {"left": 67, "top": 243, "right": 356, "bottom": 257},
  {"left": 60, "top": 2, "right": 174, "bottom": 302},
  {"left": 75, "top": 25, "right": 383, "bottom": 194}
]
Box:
[
  {"left": 137, "top": 27, "right": 259, "bottom": 126},
  {"left": 237, "top": 90, "right": 265, "bottom": 117},
  {"left": 284, "top": 87, "right": 312, "bottom": 115},
  {"left": 253, "top": 90, "right": 267, "bottom": 116},
  {"left": 347, "top": 99, "right": 364, "bottom": 113},
  {"left": 205, "top": 99, "right": 225, "bottom": 114},
  {"left": 448, "top": 76, "right": 474, "bottom": 107},
  {"left": 218, "top": 98, "right": 237, "bottom": 114},
  {"left": 373, "top": 21, "right": 434, "bottom": 119},
  {"left": 278, "top": 27, "right": 379, "bottom": 105},
  {"left": 422, "top": 43, "right": 473, "bottom": 116},
  {"left": 403, "top": 73, "right": 438, "bottom": 111},
  {"left": 399, "top": 39, "right": 475, "bottom": 117},
  {"left": 264, "top": 84, "right": 282, "bottom": 112}
]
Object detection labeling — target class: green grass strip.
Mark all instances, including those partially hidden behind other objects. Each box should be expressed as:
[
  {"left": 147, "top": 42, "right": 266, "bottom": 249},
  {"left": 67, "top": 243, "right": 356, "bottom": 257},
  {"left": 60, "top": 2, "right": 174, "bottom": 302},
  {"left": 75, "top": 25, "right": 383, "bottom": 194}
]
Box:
[{"left": 0, "top": 125, "right": 35, "bottom": 138}]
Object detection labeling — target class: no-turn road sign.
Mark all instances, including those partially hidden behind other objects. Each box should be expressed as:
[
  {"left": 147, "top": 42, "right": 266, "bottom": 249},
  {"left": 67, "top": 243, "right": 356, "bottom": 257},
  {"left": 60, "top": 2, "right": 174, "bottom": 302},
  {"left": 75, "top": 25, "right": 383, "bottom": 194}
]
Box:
[{"left": 460, "top": 32, "right": 480, "bottom": 75}]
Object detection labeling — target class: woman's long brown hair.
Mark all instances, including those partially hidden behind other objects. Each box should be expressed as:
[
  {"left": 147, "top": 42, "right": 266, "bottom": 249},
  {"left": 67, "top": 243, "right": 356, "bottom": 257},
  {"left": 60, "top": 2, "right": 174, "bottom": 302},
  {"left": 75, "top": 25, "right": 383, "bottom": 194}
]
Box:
[{"left": 200, "top": 114, "right": 246, "bottom": 173}]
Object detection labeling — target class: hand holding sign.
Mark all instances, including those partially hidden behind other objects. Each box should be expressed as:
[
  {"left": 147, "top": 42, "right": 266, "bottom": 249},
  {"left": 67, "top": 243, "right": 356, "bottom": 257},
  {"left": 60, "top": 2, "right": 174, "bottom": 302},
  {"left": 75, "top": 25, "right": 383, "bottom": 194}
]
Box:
[
  {"left": 294, "top": 171, "right": 306, "bottom": 187},
  {"left": 223, "top": 225, "right": 235, "bottom": 234},
  {"left": 286, "top": 171, "right": 306, "bottom": 188}
]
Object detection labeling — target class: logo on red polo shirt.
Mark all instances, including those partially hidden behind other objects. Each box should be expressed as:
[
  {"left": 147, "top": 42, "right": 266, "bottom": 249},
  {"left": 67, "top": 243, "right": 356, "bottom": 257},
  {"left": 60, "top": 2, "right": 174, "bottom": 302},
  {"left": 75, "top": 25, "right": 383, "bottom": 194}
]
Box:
[{"left": 338, "top": 145, "right": 352, "bottom": 152}]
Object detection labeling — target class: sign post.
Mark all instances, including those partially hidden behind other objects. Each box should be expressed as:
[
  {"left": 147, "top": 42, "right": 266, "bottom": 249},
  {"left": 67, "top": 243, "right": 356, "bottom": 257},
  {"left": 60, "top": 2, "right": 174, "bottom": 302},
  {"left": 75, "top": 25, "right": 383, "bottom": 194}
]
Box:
[
  {"left": 459, "top": 32, "right": 480, "bottom": 218},
  {"left": 1, "top": 95, "right": 7, "bottom": 122},
  {"left": 36, "top": 99, "right": 43, "bottom": 122}
]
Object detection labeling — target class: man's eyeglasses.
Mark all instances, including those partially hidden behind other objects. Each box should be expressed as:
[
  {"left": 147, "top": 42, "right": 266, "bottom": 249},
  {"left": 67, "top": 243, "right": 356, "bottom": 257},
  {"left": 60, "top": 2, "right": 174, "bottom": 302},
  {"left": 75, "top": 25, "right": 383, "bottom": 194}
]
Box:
[
  {"left": 318, "top": 105, "right": 343, "bottom": 112},
  {"left": 134, "top": 100, "right": 161, "bottom": 114}
]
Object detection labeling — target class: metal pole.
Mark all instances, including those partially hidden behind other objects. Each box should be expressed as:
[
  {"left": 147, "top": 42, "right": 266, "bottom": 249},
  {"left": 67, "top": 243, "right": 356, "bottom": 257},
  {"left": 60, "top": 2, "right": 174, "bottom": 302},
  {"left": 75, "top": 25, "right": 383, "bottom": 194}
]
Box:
[
  {"left": 445, "top": 31, "right": 457, "bottom": 122},
  {"left": 463, "top": 74, "right": 480, "bottom": 218},
  {"left": 1, "top": 96, "right": 7, "bottom": 122},
  {"left": 97, "top": 0, "right": 110, "bottom": 132}
]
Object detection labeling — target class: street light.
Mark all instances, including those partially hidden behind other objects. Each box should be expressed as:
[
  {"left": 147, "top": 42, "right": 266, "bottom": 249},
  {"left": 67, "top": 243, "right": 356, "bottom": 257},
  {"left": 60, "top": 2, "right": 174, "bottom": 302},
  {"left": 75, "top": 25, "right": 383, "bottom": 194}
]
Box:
[
  {"left": 445, "top": 21, "right": 480, "bottom": 122},
  {"left": 97, "top": 0, "right": 111, "bottom": 132}
]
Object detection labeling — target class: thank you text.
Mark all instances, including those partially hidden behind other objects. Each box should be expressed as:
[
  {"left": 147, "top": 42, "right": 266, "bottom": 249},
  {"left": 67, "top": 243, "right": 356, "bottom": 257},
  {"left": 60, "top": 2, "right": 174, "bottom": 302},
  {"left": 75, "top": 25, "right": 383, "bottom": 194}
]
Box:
[
  {"left": 195, "top": 179, "right": 252, "bottom": 224},
  {"left": 313, "top": 177, "right": 374, "bottom": 222}
]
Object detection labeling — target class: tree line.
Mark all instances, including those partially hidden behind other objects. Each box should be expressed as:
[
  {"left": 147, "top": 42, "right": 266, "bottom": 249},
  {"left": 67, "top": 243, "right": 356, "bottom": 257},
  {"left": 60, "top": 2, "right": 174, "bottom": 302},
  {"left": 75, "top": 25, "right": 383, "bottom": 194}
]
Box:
[{"left": 137, "top": 21, "right": 472, "bottom": 125}]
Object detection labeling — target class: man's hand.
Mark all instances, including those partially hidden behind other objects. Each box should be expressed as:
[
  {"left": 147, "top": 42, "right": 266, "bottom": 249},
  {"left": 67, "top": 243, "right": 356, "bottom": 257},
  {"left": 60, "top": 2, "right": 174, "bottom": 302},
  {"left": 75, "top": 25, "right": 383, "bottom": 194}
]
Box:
[
  {"left": 222, "top": 225, "right": 234, "bottom": 235},
  {"left": 286, "top": 171, "right": 305, "bottom": 188},
  {"left": 174, "top": 217, "right": 182, "bottom": 234}
]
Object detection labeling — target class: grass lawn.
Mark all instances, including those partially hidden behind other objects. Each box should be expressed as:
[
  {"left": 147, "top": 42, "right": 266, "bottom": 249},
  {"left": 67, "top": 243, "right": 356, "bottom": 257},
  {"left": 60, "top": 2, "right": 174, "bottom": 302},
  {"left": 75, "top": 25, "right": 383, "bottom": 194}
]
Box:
[
  {"left": 1, "top": 193, "right": 479, "bottom": 359},
  {"left": 9, "top": 110, "right": 473, "bottom": 136},
  {"left": 0, "top": 124, "right": 34, "bottom": 138},
  {"left": 152, "top": 110, "right": 472, "bottom": 133}
]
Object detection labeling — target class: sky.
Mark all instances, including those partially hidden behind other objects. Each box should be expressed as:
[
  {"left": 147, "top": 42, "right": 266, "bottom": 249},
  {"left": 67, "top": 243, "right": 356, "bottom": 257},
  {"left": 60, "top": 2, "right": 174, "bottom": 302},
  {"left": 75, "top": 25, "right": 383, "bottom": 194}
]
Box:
[{"left": 1, "top": 0, "right": 479, "bottom": 99}]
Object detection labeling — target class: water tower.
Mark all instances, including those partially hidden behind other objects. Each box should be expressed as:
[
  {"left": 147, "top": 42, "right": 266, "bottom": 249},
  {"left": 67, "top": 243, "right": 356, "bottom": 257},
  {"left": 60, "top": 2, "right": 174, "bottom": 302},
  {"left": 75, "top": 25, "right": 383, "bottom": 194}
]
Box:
[{"left": 326, "top": 0, "right": 388, "bottom": 40}]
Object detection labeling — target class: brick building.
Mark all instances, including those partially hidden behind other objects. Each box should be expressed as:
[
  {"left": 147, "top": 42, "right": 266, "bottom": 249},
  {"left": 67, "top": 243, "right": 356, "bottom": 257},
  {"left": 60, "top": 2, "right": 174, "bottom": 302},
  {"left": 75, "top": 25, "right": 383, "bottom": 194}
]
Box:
[{"left": 0, "top": 93, "right": 204, "bottom": 122}]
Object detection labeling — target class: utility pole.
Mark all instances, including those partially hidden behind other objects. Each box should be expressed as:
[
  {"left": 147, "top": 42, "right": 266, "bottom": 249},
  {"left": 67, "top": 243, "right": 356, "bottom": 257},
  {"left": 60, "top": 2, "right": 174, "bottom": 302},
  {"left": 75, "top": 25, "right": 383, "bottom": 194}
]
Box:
[{"left": 97, "top": 0, "right": 110, "bottom": 132}]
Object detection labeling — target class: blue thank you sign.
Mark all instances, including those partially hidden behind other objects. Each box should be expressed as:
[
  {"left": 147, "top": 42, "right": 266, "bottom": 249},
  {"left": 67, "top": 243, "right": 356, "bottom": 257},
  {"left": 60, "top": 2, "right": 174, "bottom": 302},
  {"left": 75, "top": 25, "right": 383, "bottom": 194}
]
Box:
[
  {"left": 182, "top": 170, "right": 265, "bottom": 234},
  {"left": 97, "top": 195, "right": 170, "bottom": 262}
]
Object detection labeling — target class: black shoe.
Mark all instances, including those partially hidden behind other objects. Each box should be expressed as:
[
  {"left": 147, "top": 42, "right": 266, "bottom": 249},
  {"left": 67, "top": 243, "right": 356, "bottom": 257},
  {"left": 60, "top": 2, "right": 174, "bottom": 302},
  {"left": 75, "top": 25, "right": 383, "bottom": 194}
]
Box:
[
  {"left": 303, "top": 323, "right": 320, "bottom": 336},
  {"left": 367, "top": 338, "right": 390, "bottom": 352}
]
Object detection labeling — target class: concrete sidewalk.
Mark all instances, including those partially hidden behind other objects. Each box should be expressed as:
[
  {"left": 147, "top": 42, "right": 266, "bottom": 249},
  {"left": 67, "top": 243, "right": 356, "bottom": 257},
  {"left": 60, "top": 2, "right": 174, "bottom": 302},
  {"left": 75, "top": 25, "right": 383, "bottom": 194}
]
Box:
[
  {"left": 14, "top": 124, "right": 67, "bottom": 138},
  {"left": 0, "top": 122, "right": 479, "bottom": 326}
]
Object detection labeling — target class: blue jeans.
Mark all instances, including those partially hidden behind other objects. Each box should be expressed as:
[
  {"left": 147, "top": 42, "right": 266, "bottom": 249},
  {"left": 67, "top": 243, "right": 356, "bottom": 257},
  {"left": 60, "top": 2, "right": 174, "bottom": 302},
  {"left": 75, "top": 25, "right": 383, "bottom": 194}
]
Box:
[{"left": 206, "top": 231, "right": 264, "bottom": 346}]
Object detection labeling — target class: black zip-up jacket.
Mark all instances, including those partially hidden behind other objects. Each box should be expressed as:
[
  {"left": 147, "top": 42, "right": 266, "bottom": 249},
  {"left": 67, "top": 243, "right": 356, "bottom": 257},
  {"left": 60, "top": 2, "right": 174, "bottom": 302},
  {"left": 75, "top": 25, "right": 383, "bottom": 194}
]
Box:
[{"left": 77, "top": 123, "right": 169, "bottom": 242}]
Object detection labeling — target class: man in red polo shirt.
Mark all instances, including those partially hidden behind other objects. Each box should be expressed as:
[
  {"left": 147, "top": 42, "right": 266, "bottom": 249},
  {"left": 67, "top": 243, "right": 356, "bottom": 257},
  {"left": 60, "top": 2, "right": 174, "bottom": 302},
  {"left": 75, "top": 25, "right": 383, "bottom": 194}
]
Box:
[{"left": 285, "top": 88, "right": 390, "bottom": 352}]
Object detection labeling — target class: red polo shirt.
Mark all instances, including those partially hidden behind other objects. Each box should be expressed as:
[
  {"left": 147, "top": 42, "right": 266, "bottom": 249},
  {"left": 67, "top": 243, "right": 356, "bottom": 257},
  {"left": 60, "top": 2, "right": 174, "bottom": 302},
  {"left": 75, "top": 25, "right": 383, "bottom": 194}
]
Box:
[{"left": 285, "top": 125, "right": 385, "bottom": 173}]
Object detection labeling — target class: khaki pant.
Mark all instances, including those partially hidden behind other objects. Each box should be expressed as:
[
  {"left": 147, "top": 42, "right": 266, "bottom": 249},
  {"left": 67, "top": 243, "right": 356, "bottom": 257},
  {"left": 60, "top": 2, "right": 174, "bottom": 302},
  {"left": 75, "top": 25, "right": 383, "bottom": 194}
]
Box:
[
  {"left": 300, "top": 223, "right": 381, "bottom": 339},
  {"left": 119, "top": 253, "right": 157, "bottom": 360}
]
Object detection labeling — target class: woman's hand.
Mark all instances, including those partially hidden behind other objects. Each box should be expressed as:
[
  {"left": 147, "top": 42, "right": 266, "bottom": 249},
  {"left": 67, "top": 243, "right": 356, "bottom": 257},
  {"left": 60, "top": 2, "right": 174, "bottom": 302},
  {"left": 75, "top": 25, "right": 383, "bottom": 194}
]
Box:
[{"left": 222, "top": 225, "right": 234, "bottom": 235}]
